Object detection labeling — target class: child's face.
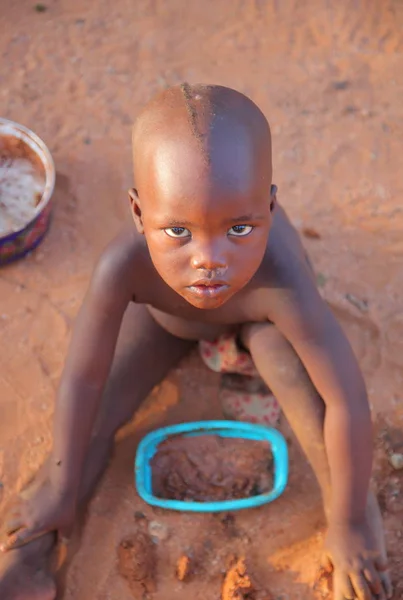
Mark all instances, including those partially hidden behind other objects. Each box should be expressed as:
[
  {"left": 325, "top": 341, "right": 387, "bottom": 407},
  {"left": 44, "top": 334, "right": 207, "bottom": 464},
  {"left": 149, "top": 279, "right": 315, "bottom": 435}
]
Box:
[{"left": 131, "top": 137, "right": 274, "bottom": 310}]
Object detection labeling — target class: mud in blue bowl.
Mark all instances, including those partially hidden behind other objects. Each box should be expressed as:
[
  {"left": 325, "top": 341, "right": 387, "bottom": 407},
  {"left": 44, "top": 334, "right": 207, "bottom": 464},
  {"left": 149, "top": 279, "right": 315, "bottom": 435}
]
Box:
[{"left": 135, "top": 420, "right": 289, "bottom": 512}]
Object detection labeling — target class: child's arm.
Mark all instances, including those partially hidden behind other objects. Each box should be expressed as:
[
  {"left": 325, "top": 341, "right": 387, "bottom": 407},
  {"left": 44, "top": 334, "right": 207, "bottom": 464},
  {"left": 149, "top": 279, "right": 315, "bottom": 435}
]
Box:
[
  {"left": 269, "top": 265, "right": 382, "bottom": 592},
  {"left": 2, "top": 240, "right": 134, "bottom": 550},
  {"left": 49, "top": 245, "right": 134, "bottom": 497},
  {"left": 273, "top": 286, "right": 371, "bottom": 525}
]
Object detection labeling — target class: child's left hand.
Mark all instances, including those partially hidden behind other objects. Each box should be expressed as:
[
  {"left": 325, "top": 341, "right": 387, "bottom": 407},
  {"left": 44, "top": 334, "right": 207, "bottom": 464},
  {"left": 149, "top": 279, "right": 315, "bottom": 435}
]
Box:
[{"left": 323, "top": 520, "right": 392, "bottom": 600}]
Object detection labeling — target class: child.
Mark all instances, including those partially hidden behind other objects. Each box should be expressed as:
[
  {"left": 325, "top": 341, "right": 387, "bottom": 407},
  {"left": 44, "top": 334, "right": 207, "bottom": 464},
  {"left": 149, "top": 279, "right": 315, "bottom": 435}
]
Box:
[{"left": 0, "top": 84, "right": 392, "bottom": 600}]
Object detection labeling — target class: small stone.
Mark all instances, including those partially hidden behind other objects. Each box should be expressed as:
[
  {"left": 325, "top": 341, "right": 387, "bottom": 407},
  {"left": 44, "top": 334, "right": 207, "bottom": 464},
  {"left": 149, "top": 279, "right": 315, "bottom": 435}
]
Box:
[
  {"left": 176, "top": 555, "right": 191, "bottom": 581},
  {"left": 148, "top": 521, "right": 169, "bottom": 542},
  {"left": 203, "top": 538, "right": 213, "bottom": 551},
  {"left": 316, "top": 273, "right": 327, "bottom": 288},
  {"left": 35, "top": 4, "right": 47, "bottom": 12},
  {"left": 343, "top": 105, "right": 358, "bottom": 114},
  {"left": 345, "top": 293, "right": 369, "bottom": 313},
  {"left": 332, "top": 80, "right": 350, "bottom": 91},
  {"left": 221, "top": 513, "right": 236, "bottom": 528},
  {"left": 389, "top": 453, "right": 403, "bottom": 470},
  {"left": 134, "top": 511, "right": 146, "bottom": 522},
  {"left": 302, "top": 227, "right": 321, "bottom": 240}
]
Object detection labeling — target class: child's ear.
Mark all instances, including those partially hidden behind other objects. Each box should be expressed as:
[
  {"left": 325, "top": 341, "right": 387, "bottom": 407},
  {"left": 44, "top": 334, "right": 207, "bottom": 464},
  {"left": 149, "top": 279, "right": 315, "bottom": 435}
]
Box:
[
  {"left": 269, "top": 184, "right": 278, "bottom": 212},
  {"left": 128, "top": 188, "right": 144, "bottom": 234}
]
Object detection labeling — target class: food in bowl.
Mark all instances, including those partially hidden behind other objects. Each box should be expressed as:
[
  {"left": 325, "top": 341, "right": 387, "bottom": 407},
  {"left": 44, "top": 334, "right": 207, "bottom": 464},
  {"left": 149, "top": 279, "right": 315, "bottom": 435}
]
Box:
[
  {"left": 0, "top": 138, "right": 46, "bottom": 235},
  {"left": 0, "top": 118, "right": 55, "bottom": 266}
]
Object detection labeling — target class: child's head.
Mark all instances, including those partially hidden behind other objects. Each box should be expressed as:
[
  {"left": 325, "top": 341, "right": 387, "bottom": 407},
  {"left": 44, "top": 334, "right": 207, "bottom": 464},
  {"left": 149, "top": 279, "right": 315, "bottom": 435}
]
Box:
[{"left": 130, "top": 83, "right": 275, "bottom": 309}]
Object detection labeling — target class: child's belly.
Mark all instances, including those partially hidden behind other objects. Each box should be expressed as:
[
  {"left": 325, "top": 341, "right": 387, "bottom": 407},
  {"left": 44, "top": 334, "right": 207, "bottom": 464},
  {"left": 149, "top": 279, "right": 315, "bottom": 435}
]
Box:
[{"left": 147, "top": 305, "right": 238, "bottom": 341}]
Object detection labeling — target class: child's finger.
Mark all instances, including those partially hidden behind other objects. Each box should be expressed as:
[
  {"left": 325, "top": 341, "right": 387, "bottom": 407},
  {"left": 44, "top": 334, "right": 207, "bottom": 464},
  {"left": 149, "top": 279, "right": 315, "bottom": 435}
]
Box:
[
  {"left": 374, "top": 555, "right": 393, "bottom": 598},
  {"left": 341, "top": 577, "right": 355, "bottom": 600},
  {"left": 1, "top": 508, "right": 21, "bottom": 531},
  {"left": 0, "top": 526, "right": 43, "bottom": 551},
  {"left": 5, "top": 508, "right": 21, "bottom": 520},
  {"left": 380, "top": 571, "right": 393, "bottom": 599},
  {"left": 374, "top": 555, "right": 389, "bottom": 572},
  {"left": 5, "top": 515, "right": 25, "bottom": 536},
  {"left": 333, "top": 573, "right": 354, "bottom": 600},
  {"left": 350, "top": 572, "right": 371, "bottom": 600},
  {"left": 362, "top": 563, "right": 382, "bottom": 596}
]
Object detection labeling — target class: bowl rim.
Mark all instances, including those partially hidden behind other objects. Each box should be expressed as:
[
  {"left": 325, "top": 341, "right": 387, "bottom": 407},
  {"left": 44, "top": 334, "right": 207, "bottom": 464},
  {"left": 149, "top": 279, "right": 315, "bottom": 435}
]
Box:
[
  {"left": 0, "top": 117, "right": 56, "bottom": 240},
  {"left": 135, "top": 420, "right": 289, "bottom": 512}
]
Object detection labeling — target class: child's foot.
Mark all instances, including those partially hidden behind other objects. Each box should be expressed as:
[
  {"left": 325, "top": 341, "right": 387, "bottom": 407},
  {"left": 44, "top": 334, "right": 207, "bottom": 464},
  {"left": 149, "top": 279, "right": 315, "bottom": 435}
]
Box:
[{"left": 0, "top": 534, "right": 56, "bottom": 600}]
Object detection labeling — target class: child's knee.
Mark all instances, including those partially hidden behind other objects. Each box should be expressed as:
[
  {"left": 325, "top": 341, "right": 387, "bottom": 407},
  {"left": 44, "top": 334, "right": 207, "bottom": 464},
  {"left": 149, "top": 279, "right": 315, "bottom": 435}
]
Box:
[
  {"left": 240, "top": 322, "right": 275, "bottom": 351},
  {"left": 242, "top": 323, "right": 307, "bottom": 387},
  {"left": 241, "top": 322, "right": 286, "bottom": 355}
]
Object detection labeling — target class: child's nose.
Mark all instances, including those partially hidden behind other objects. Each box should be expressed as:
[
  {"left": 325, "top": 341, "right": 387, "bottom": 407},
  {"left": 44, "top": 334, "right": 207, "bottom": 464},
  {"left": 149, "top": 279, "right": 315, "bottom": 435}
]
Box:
[{"left": 191, "top": 243, "right": 227, "bottom": 271}]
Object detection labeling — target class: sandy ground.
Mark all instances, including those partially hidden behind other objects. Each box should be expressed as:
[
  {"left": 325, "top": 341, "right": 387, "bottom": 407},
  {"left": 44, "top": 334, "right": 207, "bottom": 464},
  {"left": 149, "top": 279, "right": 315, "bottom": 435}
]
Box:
[{"left": 1, "top": 0, "right": 403, "bottom": 598}]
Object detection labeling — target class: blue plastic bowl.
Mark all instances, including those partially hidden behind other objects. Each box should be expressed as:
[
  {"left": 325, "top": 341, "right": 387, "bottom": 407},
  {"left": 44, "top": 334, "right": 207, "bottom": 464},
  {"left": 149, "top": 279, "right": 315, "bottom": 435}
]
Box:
[{"left": 135, "top": 420, "right": 288, "bottom": 512}]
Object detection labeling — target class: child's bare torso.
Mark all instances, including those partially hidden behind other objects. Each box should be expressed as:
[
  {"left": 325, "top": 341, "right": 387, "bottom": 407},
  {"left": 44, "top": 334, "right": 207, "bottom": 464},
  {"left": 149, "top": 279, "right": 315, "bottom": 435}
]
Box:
[{"left": 106, "top": 203, "right": 316, "bottom": 342}]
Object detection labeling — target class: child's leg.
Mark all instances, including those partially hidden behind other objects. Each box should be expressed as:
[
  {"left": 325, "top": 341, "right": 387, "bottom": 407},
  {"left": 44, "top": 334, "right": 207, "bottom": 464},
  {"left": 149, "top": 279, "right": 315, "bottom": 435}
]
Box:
[
  {"left": 0, "top": 303, "right": 194, "bottom": 600},
  {"left": 200, "top": 333, "right": 281, "bottom": 426},
  {"left": 241, "top": 323, "right": 331, "bottom": 505},
  {"left": 241, "top": 323, "right": 389, "bottom": 582}
]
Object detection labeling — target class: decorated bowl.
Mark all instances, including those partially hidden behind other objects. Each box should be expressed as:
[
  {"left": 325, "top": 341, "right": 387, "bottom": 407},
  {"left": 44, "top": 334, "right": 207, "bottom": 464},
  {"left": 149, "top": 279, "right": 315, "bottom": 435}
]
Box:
[{"left": 0, "top": 118, "right": 55, "bottom": 266}]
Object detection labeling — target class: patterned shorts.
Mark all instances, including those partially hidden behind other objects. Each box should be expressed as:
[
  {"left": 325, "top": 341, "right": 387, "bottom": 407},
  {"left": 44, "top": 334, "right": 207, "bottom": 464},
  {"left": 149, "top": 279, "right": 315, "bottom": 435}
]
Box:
[{"left": 199, "top": 333, "right": 281, "bottom": 427}]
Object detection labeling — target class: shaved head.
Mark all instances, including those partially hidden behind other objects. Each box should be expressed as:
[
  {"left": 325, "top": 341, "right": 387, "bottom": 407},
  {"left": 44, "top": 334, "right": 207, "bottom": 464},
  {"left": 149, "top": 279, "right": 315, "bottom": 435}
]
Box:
[
  {"left": 132, "top": 83, "right": 272, "bottom": 197},
  {"left": 130, "top": 84, "right": 275, "bottom": 309}
]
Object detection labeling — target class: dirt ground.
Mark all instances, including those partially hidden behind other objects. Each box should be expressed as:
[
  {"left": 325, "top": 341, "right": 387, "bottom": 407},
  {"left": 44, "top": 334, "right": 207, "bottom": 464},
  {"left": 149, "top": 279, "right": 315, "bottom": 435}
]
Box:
[{"left": 1, "top": 1, "right": 403, "bottom": 598}]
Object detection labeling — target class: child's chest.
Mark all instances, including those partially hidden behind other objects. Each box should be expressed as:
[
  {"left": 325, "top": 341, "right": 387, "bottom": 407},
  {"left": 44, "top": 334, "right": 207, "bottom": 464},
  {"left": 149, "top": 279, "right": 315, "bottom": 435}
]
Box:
[{"left": 143, "top": 285, "right": 275, "bottom": 345}]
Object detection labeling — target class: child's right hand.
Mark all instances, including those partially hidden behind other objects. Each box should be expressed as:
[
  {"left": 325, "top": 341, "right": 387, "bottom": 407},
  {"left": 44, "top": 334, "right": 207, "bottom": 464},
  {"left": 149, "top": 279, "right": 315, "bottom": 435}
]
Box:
[{"left": 0, "top": 477, "right": 76, "bottom": 551}]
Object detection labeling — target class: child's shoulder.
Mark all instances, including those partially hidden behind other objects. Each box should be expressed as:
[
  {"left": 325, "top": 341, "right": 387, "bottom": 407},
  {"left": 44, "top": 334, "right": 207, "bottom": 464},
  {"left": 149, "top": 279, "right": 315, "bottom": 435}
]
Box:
[
  {"left": 248, "top": 202, "right": 321, "bottom": 315},
  {"left": 90, "top": 228, "right": 150, "bottom": 300},
  {"left": 247, "top": 204, "right": 324, "bottom": 329},
  {"left": 260, "top": 203, "right": 314, "bottom": 285},
  {"left": 97, "top": 227, "right": 146, "bottom": 271}
]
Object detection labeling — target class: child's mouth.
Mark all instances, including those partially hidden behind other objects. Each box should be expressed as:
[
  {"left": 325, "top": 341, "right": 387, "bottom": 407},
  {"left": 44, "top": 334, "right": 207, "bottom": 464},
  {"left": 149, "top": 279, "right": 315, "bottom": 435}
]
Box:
[{"left": 187, "top": 282, "right": 229, "bottom": 299}]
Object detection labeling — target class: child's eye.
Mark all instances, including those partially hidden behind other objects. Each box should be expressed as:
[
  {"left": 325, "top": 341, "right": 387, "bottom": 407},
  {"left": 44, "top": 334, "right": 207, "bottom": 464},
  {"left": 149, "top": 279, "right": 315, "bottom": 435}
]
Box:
[
  {"left": 164, "top": 227, "right": 191, "bottom": 239},
  {"left": 228, "top": 225, "right": 253, "bottom": 237}
]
